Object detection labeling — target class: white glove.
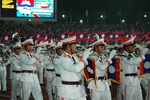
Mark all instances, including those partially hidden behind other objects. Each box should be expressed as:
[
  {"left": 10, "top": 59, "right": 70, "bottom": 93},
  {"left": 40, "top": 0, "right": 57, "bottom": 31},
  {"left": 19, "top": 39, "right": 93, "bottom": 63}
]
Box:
[
  {"left": 141, "top": 48, "right": 149, "bottom": 55},
  {"left": 82, "top": 48, "right": 93, "bottom": 59},
  {"left": 108, "top": 50, "right": 117, "bottom": 59},
  {"left": 36, "top": 47, "right": 41, "bottom": 54}
]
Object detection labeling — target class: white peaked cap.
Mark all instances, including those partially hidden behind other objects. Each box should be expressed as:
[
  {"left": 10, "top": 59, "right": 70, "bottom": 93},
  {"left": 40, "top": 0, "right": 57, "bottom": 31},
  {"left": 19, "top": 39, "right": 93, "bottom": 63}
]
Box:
[
  {"left": 22, "top": 39, "right": 34, "bottom": 46},
  {"left": 91, "top": 38, "right": 106, "bottom": 48},
  {"left": 61, "top": 36, "right": 76, "bottom": 44},
  {"left": 123, "top": 36, "right": 134, "bottom": 46},
  {"left": 13, "top": 42, "right": 22, "bottom": 49},
  {"left": 54, "top": 42, "right": 63, "bottom": 50},
  {"left": 0, "top": 43, "right": 4, "bottom": 47}
]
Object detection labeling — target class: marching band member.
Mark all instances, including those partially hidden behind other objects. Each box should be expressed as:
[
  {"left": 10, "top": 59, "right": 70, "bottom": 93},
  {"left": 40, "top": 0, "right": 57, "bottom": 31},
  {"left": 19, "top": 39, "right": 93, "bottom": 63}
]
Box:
[
  {"left": 116, "top": 45, "right": 125, "bottom": 100},
  {"left": 52, "top": 42, "right": 63, "bottom": 100},
  {"left": 121, "top": 36, "right": 148, "bottom": 100},
  {"left": 35, "top": 43, "right": 45, "bottom": 85},
  {"left": 58, "top": 36, "right": 92, "bottom": 100},
  {"left": 87, "top": 38, "right": 116, "bottom": 100},
  {"left": 9, "top": 42, "right": 22, "bottom": 100},
  {"left": 43, "top": 43, "right": 55, "bottom": 100},
  {"left": 0, "top": 43, "right": 7, "bottom": 93},
  {"left": 19, "top": 39, "right": 43, "bottom": 100},
  {"left": 140, "top": 41, "right": 150, "bottom": 100}
]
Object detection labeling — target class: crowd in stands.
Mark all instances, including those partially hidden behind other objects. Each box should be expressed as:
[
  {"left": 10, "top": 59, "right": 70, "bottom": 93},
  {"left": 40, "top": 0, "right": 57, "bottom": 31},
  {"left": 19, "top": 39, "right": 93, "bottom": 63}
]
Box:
[{"left": 0, "top": 21, "right": 150, "bottom": 45}]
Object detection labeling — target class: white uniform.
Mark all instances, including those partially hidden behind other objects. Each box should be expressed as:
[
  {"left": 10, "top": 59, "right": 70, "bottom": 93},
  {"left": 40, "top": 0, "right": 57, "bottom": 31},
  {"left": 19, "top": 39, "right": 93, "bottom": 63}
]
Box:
[
  {"left": 19, "top": 51, "right": 43, "bottom": 100},
  {"left": 121, "top": 51, "right": 144, "bottom": 100},
  {"left": 53, "top": 56, "right": 61, "bottom": 100},
  {"left": 88, "top": 53, "right": 112, "bottom": 100},
  {"left": 140, "top": 50, "right": 150, "bottom": 100},
  {"left": 9, "top": 53, "right": 21, "bottom": 100},
  {"left": 35, "top": 53, "right": 44, "bottom": 84},
  {"left": 0, "top": 56, "right": 7, "bottom": 92},
  {"left": 58, "top": 52, "right": 87, "bottom": 100},
  {"left": 44, "top": 54, "right": 55, "bottom": 100}
]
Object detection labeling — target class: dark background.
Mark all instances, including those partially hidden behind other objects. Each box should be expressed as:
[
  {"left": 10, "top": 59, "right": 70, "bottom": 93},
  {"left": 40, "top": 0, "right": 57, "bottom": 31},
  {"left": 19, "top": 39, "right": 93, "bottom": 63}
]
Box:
[{"left": 1, "top": 0, "right": 150, "bottom": 24}]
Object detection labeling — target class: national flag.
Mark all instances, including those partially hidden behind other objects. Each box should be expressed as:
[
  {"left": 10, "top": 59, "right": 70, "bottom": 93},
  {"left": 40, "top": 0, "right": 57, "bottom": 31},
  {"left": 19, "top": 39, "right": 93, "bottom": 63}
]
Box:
[
  {"left": 76, "top": 32, "right": 88, "bottom": 42},
  {"left": 32, "top": 32, "right": 37, "bottom": 41},
  {"left": 1, "top": 32, "right": 12, "bottom": 45},
  {"left": 44, "top": 33, "right": 52, "bottom": 42},
  {"left": 88, "top": 32, "right": 95, "bottom": 41},
  {"left": 140, "top": 54, "right": 150, "bottom": 76},
  {"left": 36, "top": 31, "right": 45, "bottom": 41},
  {"left": 134, "top": 32, "right": 143, "bottom": 42},
  {"left": 18, "top": 0, "right": 34, "bottom": 7},
  {"left": 108, "top": 59, "right": 121, "bottom": 84},
  {"left": 123, "top": 33, "right": 133, "bottom": 42},
  {"left": 115, "top": 31, "right": 125, "bottom": 41},
  {"left": 84, "top": 58, "right": 97, "bottom": 87},
  {"left": 57, "top": 31, "right": 70, "bottom": 41},
  {"left": 145, "top": 32, "right": 150, "bottom": 40},
  {"left": 25, "top": 32, "right": 31, "bottom": 39},
  {"left": 97, "top": 31, "right": 110, "bottom": 42}
]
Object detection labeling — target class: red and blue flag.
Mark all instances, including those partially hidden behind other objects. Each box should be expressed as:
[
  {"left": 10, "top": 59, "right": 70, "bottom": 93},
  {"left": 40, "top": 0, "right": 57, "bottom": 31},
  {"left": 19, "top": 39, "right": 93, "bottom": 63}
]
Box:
[
  {"left": 84, "top": 58, "right": 97, "bottom": 87},
  {"left": 108, "top": 59, "right": 121, "bottom": 84},
  {"left": 140, "top": 54, "right": 150, "bottom": 76}
]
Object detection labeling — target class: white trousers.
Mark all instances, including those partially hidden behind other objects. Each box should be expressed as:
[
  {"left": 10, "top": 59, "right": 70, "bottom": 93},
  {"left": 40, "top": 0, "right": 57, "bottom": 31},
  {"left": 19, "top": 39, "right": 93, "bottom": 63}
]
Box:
[
  {"left": 53, "top": 85, "right": 60, "bottom": 100},
  {"left": 59, "top": 96, "right": 86, "bottom": 100},
  {"left": 45, "top": 77, "right": 54, "bottom": 100},
  {"left": 123, "top": 85, "right": 143, "bottom": 100},
  {"left": 21, "top": 82, "right": 43, "bottom": 100},
  {"left": 141, "top": 78, "right": 150, "bottom": 100},
  {"left": 0, "top": 70, "right": 6, "bottom": 91},
  {"left": 117, "top": 83, "right": 123, "bottom": 100},
  {"left": 90, "top": 90, "right": 111, "bottom": 100},
  {"left": 11, "top": 79, "right": 21, "bottom": 100},
  {"left": 37, "top": 66, "right": 43, "bottom": 84}
]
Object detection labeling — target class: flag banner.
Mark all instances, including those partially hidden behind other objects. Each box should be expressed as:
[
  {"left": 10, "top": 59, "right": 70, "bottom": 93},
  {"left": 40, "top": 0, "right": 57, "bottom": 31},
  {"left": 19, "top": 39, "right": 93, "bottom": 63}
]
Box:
[
  {"left": 1, "top": 32, "right": 12, "bottom": 45},
  {"left": 140, "top": 54, "right": 150, "bottom": 76},
  {"left": 84, "top": 58, "right": 97, "bottom": 87},
  {"left": 36, "top": 32, "right": 45, "bottom": 41},
  {"left": 44, "top": 33, "right": 52, "bottom": 42},
  {"left": 108, "top": 59, "right": 121, "bottom": 84},
  {"left": 76, "top": 32, "right": 88, "bottom": 42}
]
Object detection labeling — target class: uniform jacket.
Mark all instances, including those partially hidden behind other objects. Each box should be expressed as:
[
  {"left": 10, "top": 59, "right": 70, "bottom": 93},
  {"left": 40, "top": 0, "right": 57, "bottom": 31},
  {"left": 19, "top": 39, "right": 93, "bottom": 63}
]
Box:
[
  {"left": 19, "top": 50, "right": 39, "bottom": 83},
  {"left": 58, "top": 51, "right": 86, "bottom": 99},
  {"left": 88, "top": 52, "right": 112, "bottom": 91}
]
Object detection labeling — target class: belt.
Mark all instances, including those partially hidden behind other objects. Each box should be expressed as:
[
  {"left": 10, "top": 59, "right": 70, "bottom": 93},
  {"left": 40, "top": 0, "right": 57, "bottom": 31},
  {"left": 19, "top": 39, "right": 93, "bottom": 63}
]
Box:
[
  {"left": 12, "top": 70, "right": 21, "bottom": 73},
  {"left": 56, "top": 74, "right": 60, "bottom": 77},
  {"left": 125, "top": 73, "right": 137, "bottom": 77},
  {"left": 46, "top": 69, "right": 55, "bottom": 71},
  {"left": 21, "top": 70, "right": 37, "bottom": 74},
  {"left": 97, "top": 76, "right": 106, "bottom": 80},
  {"left": 62, "top": 80, "right": 82, "bottom": 85}
]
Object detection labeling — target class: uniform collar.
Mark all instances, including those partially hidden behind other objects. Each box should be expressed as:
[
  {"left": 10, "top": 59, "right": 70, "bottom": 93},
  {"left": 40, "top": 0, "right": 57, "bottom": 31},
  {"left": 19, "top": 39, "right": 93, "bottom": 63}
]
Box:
[{"left": 63, "top": 51, "right": 72, "bottom": 58}]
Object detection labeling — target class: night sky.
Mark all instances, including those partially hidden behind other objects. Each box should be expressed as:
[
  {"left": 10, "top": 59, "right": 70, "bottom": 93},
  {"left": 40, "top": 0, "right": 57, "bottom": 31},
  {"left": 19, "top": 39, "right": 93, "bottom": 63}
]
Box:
[{"left": 57, "top": 0, "right": 150, "bottom": 23}]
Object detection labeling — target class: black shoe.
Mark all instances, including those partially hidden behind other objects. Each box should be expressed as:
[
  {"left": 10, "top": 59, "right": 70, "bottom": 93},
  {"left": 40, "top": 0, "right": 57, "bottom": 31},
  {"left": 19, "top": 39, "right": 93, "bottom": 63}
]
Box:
[
  {"left": 17, "top": 95, "right": 21, "bottom": 99},
  {"left": 2, "top": 91, "right": 7, "bottom": 93},
  {"left": 40, "top": 84, "right": 44, "bottom": 86}
]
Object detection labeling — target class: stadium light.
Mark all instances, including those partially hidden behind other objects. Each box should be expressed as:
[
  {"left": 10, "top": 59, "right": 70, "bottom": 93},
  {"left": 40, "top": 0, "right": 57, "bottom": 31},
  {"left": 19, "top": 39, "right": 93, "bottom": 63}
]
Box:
[
  {"left": 144, "top": 14, "right": 147, "bottom": 18},
  {"left": 62, "top": 14, "right": 65, "bottom": 18},
  {"left": 100, "top": 15, "right": 104, "bottom": 18},
  {"left": 80, "top": 20, "right": 83, "bottom": 23},
  {"left": 121, "top": 19, "right": 125, "bottom": 23}
]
